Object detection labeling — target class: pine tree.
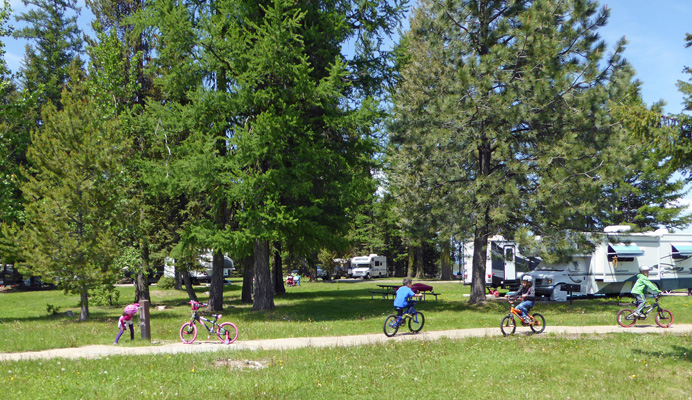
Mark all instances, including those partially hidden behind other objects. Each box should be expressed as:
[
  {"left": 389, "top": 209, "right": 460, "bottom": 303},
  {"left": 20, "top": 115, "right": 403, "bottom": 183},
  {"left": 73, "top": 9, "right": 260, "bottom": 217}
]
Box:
[
  {"left": 13, "top": 0, "right": 83, "bottom": 108},
  {"left": 139, "top": 0, "right": 406, "bottom": 311},
  {"left": 19, "top": 67, "right": 131, "bottom": 321},
  {"left": 391, "top": 0, "right": 650, "bottom": 303}
]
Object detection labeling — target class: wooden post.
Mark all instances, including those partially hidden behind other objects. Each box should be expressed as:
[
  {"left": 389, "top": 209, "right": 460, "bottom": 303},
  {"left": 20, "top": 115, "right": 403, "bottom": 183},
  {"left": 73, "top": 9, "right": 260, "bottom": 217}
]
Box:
[{"left": 139, "top": 299, "right": 151, "bottom": 341}]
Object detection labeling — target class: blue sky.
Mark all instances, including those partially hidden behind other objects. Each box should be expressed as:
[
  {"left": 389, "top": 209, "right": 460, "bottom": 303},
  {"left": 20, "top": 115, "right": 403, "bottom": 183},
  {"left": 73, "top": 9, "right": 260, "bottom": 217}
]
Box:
[
  {"left": 3, "top": 0, "right": 692, "bottom": 228},
  {"left": 4, "top": 0, "right": 691, "bottom": 113}
]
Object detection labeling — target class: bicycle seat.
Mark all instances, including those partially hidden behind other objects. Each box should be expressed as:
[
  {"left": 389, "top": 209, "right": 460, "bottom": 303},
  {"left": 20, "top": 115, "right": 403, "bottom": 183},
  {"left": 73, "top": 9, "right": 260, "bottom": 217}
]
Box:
[{"left": 212, "top": 314, "right": 222, "bottom": 319}]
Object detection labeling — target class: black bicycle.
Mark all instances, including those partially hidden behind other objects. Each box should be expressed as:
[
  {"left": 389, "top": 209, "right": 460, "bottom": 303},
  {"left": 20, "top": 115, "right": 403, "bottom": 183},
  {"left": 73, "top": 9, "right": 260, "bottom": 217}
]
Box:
[
  {"left": 383, "top": 301, "right": 425, "bottom": 337},
  {"left": 616, "top": 294, "right": 673, "bottom": 328}
]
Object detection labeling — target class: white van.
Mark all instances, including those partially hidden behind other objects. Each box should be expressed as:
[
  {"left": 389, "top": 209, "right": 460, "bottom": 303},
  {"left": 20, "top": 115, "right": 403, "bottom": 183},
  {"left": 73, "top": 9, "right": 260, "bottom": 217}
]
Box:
[{"left": 351, "top": 254, "right": 387, "bottom": 278}]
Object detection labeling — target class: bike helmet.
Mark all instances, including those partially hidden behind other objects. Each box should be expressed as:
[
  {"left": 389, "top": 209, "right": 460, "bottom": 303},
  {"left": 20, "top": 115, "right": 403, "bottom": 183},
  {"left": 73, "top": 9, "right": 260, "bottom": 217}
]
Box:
[
  {"left": 639, "top": 265, "right": 651, "bottom": 273},
  {"left": 521, "top": 275, "right": 533, "bottom": 283}
]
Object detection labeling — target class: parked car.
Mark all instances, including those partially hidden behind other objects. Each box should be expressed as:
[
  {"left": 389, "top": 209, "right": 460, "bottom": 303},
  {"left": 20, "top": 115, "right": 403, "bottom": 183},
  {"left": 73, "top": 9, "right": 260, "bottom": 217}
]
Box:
[{"left": 316, "top": 267, "right": 330, "bottom": 280}]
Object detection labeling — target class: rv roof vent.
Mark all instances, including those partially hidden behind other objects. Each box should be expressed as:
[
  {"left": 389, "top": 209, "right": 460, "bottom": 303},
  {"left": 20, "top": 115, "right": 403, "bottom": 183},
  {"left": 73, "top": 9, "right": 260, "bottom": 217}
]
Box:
[
  {"left": 369, "top": 254, "right": 378, "bottom": 257},
  {"left": 604, "top": 225, "right": 632, "bottom": 233}
]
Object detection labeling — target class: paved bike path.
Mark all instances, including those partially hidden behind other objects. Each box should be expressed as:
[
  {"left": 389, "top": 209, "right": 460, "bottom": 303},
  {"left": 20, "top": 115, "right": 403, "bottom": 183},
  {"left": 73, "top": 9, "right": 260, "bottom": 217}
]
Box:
[{"left": 2, "top": 324, "right": 691, "bottom": 362}]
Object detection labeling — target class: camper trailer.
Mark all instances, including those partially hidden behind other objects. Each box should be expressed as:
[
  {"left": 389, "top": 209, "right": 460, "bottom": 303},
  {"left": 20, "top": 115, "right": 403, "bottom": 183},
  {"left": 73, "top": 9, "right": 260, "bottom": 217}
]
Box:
[
  {"left": 462, "top": 236, "right": 540, "bottom": 292},
  {"left": 163, "top": 251, "right": 235, "bottom": 284},
  {"left": 351, "top": 254, "right": 387, "bottom": 278},
  {"left": 526, "top": 226, "right": 692, "bottom": 301}
]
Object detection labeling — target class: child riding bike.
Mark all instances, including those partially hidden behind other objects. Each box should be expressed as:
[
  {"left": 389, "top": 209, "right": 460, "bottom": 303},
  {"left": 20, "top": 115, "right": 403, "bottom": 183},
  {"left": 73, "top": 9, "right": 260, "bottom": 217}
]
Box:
[
  {"left": 393, "top": 278, "right": 422, "bottom": 316},
  {"left": 631, "top": 265, "right": 662, "bottom": 317},
  {"left": 506, "top": 275, "right": 535, "bottom": 324}
]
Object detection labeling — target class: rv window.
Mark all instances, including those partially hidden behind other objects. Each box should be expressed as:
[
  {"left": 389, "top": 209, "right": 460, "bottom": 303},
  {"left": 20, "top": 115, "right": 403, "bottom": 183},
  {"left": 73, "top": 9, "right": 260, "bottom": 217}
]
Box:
[{"left": 504, "top": 247, "right": 514, "bottom": 262}]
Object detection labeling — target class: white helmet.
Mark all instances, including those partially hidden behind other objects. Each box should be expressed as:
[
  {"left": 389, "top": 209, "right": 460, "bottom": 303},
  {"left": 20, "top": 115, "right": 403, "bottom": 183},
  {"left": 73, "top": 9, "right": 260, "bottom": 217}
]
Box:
[
  {"left": 521, "top": 275, "right": 533, "bottom": 283},
  {"left": 639, "top": 265, "right": 650, "bottom": 272}
]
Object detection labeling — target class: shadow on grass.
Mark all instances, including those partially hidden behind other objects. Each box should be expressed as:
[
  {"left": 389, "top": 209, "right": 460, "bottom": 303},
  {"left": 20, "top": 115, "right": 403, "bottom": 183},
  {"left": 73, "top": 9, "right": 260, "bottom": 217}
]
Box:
[{"left": 633, "top": 345, "right": 692, "bottom": 363}]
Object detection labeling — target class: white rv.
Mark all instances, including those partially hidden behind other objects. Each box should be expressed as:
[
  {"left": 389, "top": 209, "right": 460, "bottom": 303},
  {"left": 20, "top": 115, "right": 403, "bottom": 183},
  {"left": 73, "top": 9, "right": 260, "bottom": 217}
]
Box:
[
  {"left": 351, "top": 254, "right": 387, "bottom": 278},
  {"left": 526, "top": 226, "right": 692, "bottom": 301},
  {"left": 462, "top": 236, "right": 540, "bottom": 291},
  {"left": 163, "top": 251, "right": 235, "bottom": 283}
]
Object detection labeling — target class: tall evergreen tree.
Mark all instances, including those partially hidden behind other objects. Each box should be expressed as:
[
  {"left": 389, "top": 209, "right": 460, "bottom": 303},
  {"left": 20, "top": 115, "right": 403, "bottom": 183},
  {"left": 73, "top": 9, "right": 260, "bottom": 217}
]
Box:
[
  {"left": 391, "top": 0, "right": 650, "bottom": 303},
  {"left": 19, "top": 67, "right": 131, "bottom": 321},
  {"left": 139, "top": 0, "right": 406, "bottom": 311},
  {"left": 13, "top": 0, "right": 83, "bottom": 108}
]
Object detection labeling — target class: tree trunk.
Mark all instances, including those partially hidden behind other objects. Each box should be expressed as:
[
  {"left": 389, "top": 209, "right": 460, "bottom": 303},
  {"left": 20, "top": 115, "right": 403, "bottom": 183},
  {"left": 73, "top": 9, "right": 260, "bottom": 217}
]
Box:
[
  {"left": 252, "top": 239, "right": 275, "bottom": 311},
  {"left": 440, "top": 237, "right": 452, "bottom": 280},
  {"left": 415, "top": 245, "right": 424, "bottom": 278},
  {"left": 183, "top": 261, "right": 198, "bottom": 302},
  {"left": 407, "top": 246, "right": 414, "bottom": 278},
  {"left": 469, "top": 224, "right": 490, "bottom": 304},
  {"left": 241, "top": 254, "right": 254, "bottom": 303},
  {"left": 208, "top": 249, "right": 224, "bottom": 311},
  {"left": 273, "top": 242, "right": 285, "bottom": 295},
  {"left": 174, "top": 267, "right": 183, "bottom": 290},
  {"left": 134, "top": 240, "right": 150, "bottom": 302},
  {"left": 134, "top": 272, "right": 150, "bottom": 303},
  {"left": 79, "top": 286, "right": 89, "bottom": 322}
]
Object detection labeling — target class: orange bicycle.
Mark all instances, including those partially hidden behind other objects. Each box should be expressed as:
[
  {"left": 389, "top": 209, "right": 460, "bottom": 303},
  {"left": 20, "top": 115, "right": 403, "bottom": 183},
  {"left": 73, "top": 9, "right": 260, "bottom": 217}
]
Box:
[{"left": 500, "top": 297, "right": 545, "bottom": 336}]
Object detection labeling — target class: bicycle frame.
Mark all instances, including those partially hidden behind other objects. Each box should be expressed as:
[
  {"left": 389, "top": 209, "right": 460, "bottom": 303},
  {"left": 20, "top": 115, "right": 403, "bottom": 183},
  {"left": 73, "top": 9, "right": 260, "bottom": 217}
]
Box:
[
  {"left": 383, "top": 301, "right": 425, "bottom": 337},
  {"left": 500, "top": 298, "right": 546, "bottom": 336},
  {"left": 180, "top": 301, "right": 239, "bottom": 344},
  {"left": 191, "top": 311, "right": 222, "bottom": 336},
  {"left": 617, "top": 295, "right": 673, "bottom": 328}
]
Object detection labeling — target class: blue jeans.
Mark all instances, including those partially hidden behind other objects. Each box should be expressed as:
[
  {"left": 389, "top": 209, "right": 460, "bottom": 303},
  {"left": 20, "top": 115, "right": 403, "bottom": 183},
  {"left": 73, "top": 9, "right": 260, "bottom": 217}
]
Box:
[{"left": 516, "top": 301, "right": 534, "bottom": 318}]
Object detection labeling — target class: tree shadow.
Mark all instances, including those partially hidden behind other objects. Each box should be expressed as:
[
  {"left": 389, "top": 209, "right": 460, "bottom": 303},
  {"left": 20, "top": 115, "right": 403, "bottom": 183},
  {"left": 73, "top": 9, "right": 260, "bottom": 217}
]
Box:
[{"left": 633, "top": 345, "right": 692, "bottom": 363}]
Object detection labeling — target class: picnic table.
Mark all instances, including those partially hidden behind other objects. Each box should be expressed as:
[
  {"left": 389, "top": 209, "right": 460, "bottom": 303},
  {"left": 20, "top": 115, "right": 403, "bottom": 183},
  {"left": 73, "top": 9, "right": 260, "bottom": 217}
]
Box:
[{"left": 368, "top": 283, "right": 440, "bottom": 300}]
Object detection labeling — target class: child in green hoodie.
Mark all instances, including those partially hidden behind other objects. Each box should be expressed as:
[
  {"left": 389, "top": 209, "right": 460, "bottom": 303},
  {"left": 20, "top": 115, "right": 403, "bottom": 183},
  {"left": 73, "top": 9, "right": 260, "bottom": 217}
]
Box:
[{"left": 631, "top": 265, "right": 661, "bottom": 317}]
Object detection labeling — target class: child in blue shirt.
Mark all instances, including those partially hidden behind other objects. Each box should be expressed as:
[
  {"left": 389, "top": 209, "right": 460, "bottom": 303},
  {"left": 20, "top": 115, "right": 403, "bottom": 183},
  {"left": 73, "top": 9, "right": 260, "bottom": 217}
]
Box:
[{"left": 393, "top": 278, "right": 422, "bottom": 316}]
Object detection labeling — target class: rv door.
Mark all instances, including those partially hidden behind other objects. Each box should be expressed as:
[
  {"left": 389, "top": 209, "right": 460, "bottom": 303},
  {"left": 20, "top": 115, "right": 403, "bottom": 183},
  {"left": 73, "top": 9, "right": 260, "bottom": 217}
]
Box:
[{"left": 504, "top": 246, "right": 516, "bottom": 281}]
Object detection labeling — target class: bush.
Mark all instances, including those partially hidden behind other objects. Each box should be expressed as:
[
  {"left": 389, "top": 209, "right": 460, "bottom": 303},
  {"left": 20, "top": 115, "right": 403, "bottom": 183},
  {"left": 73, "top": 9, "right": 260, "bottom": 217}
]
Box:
[
  {"left": 90, "top": 285, "right": 120, "bottom": 306},
  {"left": 157, "top": 276, "right": 175, "bottom": 289}
]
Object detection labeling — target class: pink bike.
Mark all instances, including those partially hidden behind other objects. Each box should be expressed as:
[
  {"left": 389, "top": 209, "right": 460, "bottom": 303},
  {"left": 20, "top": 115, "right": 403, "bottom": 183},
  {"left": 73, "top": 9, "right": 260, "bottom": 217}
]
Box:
[{"left": 179, "top": 301, "right": 238, "bottom": 344}]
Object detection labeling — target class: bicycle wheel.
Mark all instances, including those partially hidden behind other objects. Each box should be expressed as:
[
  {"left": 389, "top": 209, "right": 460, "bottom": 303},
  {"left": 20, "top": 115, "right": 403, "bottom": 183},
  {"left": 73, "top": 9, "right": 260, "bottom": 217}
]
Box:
[
  {"left": 383, "top": 315, "right": 399, "bottom": 337},
  {"left": 217, "top": 322, "right": 239, "bottom": 344},
  {"left": 180, "top": 322, "right": 198, "bottom": 343},
  {"left": 616, "top": 309, "right": 636, "bottom": 327},
  {"left": 655, "top": 309, "right": 674, "bottom": 328},
  {"left": 529, "top": 313, "right": 546, "bottom": 334},
  {"left": 408, "top": 311, "right": 425, "bottom": 333},
  {"left": 500, "top": 315, "right": 516, "bottom": 336}
]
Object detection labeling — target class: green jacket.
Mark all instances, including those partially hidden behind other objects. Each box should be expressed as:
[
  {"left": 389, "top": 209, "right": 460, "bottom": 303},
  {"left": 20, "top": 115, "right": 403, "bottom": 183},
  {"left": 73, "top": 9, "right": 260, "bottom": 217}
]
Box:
[{"left": 631, "top": 273, "right": 660, "bottom": 296}]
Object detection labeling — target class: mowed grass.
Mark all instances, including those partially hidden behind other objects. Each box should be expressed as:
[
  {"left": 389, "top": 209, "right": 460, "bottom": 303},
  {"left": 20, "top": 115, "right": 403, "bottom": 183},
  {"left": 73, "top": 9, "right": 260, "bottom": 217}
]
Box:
[
  {"left": 2, "top": 334, "right": 692, "bottom": 399},
  {"left": 0, "top": 279, "right": 691, "bottom": 352}
]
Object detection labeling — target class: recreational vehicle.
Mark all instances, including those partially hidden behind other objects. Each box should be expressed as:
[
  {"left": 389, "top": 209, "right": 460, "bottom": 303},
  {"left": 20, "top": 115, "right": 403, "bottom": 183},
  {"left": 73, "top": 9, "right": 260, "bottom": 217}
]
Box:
[
  {"left": 163, "top": 251, "right": 235, "bottom": 283},
  {"left": 351, "top": 254, "right": 387, "bottom": 278},
  {"left": 526, "top": 226, "right": 692, "bottom": 301},
  {"left": 462, "top": 236, "right": 540, "bottom": 292}
]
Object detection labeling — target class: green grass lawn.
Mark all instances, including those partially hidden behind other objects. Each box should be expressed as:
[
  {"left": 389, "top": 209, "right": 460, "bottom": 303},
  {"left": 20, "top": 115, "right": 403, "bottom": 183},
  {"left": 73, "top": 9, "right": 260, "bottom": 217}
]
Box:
[
  {"left": 2, "top": 334, "right": 691, "bottom": 399},
  {"left": 0, "top": 279, "right": 691, "bottom": 352}
]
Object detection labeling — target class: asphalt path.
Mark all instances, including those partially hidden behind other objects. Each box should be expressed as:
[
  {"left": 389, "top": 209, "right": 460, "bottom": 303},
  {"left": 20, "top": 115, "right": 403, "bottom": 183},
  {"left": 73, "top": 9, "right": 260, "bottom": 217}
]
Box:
[{"left": 1, "top": 324, "right": 690, "bottom": 362}]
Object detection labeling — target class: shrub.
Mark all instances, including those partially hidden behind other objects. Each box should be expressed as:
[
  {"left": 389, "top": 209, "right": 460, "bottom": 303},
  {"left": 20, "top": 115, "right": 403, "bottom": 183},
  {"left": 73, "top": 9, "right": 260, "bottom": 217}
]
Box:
[{"left": 157, "top": 276, "right": 175, "bottom": 289}]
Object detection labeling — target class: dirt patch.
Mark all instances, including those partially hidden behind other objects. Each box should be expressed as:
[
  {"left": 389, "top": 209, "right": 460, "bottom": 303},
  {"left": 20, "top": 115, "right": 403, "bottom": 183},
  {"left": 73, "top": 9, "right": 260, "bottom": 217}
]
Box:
[{"left": 213, "top": 358, "right": 270, "bottom": 370}]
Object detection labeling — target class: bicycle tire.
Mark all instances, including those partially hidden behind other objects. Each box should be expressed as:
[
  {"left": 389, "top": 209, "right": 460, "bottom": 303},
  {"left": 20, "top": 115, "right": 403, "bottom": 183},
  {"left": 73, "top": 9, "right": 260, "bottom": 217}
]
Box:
[
  {"left": 408, "top": 311, "right": 425, "bottom": 333},
  {"left": 529, "top": 313, "right": 546, "bottom": 334},
  {"left": 383, "top": 315, "right": 399, "bottom": 337},
  {"left": 616, "top": 309, "right": 636, "bottom": 327},
  {"left": 180, "top": 322, "right": 198, "bottom": 343},
  {"left": 500, "top": 315, "right": 516, "bottom": 336},
  {"left": 217, "top": 322, "right": 239, "bottom": 343},
  {"left": 655, "top": 309, "right": 674, "bottom": 328}
]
